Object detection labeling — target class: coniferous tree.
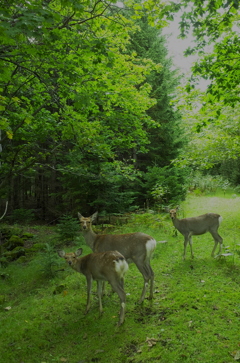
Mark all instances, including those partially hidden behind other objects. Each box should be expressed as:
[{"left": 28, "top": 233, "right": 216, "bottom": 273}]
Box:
[{"left": 127, "top": 18, "right": 188, "bottom": 207}]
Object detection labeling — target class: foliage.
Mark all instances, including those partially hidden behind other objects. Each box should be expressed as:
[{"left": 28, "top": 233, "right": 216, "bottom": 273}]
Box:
[
  {"left": 127, "top": 16, "right": 185, "bottom": 167},
  {"left": 0, "top": 0, "right": 185, "bottom": 217},
  {"left": 37, "top": 242, "right": 62, "bottom": 278},
  {"left": 0, "top": 194, "right": 240, "bottom": 362},
  {"left": 174, "top": 0, "right": 240, "bottom": 108},
  {"left": 9, "top": 208, "right": 34, "bottom": 224},
  {"left": 174, "top": 87, "right": 240, "bottom": 187},
  {"left": 188, "top": 172, "right": 231, "bottom": 194},
  {"left": 144, "top": 165, "right": 188, "bottom": 207},
  {"left": 56, "top": 214, "right": 80, "bottom": 242}
]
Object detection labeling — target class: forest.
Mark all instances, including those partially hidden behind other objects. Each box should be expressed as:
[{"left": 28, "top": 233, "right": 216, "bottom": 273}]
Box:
[{"left": 0, "top": 0, "right": 239, "bottom": 221}]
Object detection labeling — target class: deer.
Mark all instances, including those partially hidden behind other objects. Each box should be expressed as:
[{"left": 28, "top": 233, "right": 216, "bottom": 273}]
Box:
[
  {"left": 169, "top": 207, "right": 223, "bottom": 259},
  {"left": 58, "top": 248, "right": 128, "bottom": 326},
  {"left": 78, "top": 212, "right": 156, "bottom": 304}
]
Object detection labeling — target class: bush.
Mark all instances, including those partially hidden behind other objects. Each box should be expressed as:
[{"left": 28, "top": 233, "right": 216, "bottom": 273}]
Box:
[
  {"left": 56, "top": 214, "right": 80, "bottom": 241},
  {"left": 144, "top": 165, "right": 188, "bottom": 209},
  {"left": 10, "top": 208, "right": 34, "bottom": 224},
  {"left": 189, "top": 172, "right": 231, "bottom": 194},
  {"left": 38, "top": 243, "right": 62, "bottom": 277}
]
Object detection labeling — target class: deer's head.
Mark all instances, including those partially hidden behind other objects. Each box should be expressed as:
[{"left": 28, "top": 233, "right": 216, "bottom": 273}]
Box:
[
  {"left": 169, "top": 208, "right": 178, "bottom": 220},
  {"left": 78, "top": 212, "right": 98, "bottom": 231},
  {"left": 58, "top": 248, "right": 83, "bottom": 267}
]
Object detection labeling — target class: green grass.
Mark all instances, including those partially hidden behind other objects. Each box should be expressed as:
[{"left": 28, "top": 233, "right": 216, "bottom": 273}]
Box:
[{"left": 0, "top": 193, "right": 240, "bottom": 363}]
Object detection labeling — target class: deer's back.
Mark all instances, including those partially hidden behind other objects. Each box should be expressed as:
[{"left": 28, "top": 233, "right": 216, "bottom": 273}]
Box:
[
  {"left": 176, "top": 213, "right": 221, "bottom": 236},
  {"left": 79, "top": 251, "right": 127, "bottom": 281},
  {"left": 93, "top": 232, "right": 155, "bottom": 259}
]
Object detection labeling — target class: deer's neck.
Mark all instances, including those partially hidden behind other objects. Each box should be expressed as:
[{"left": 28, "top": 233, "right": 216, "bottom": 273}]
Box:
[
  {"left": 172, "top": 217, "right": 180, "bottom": 230},
  {"left": 73, "top": 258, "right": 83, "bottom": 273},
  {"left": 82, "top": 227, "right": 97, "bottom": 250}
]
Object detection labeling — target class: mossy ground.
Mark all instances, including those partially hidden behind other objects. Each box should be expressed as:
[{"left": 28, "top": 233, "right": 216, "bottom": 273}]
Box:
[{"left": 0, "top": 193, "right": 240, "bottom": 363}]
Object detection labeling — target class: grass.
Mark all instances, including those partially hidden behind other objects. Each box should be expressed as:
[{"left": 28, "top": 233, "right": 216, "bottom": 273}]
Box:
[{"left": 0, "top": 192, "right": 240, "bottom": 363}]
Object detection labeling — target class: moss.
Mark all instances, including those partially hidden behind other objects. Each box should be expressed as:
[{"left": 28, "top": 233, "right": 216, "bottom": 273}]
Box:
[
  {"left": 4, "top": 247, "right": 25, "bottom": 261},
  {"left": 16, "top": 255, "right": 28, "bottom": 264},
  {"left": 22, "top": 232, "right": 34, "bottom": 240},
  {"left": 4, "top": 235, "right": 24, "bottom": 250},
  {"left": 26, "top": 243, "right": 45, "bottom": 254}
]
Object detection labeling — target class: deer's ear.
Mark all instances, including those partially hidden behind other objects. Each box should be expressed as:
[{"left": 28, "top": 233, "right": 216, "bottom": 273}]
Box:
[
  {"left": 75, "top": 248, "right": 83, "bottom": 257},
  {"left": 77, "top": 212, "right": 83, "bottom": 219},
  {"left": 58, "top": 250, "right": 65, "bottom": 258},
  {"left": 90, "top": 211, "right": 98, "bottom": 222}
]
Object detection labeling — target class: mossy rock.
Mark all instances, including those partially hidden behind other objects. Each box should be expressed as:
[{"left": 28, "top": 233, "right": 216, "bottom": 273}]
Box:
[
  {"left": 4, "top": 247, "right": 25, "bottom": 261},
  {"left": 0, "top": 257, "right": 8, "bottom": 268},
  {"left": 16, "top": 255, "right": 28, "bottom": 264},
  {"left": 22, "top": 232, "right": 34, "bottom": 240},
  {"left": 4, "top": 235, "right": 24, "bottom": 250},
  {"left": 8, "top": 227, "right": 23, "bottom": 237},
  {"left": 26, "top": 243, "right": 45, "bottom": 254}
]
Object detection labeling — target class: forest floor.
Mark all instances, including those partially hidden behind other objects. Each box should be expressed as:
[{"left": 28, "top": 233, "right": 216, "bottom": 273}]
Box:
[{"left": 0, "top": 191, "right": 240, "bottom": 363}]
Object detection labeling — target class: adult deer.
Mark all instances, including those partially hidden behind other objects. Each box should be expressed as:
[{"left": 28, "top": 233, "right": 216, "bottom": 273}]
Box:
[
  {"left": 169, "top": 208, "right": 223, "bottom": 259},
  {"left": 58, "top": 248, "right": 128, "bottom": 326},
  {"left": 78, "top": 212, "right": 156, "bottom": 303}
]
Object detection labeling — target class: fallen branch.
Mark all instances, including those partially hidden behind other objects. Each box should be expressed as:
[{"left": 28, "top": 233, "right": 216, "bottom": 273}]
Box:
[{"left": 0, "top": 201, "right": 8, "bottom": 220}]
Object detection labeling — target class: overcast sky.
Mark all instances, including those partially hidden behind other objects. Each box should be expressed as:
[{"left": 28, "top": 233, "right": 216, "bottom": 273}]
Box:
[{"left": 162, "top": 18, "right": 210, "bottom": 91}]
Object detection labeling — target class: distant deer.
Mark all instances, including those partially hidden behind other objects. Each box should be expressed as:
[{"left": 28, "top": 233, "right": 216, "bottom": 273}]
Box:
[
  {"left": 78, "top": 212, "right": 156, "bottom": 303},
  {"left": 169, "top": 208, "right": 223, "bottom": 259},
  {"left": 58, "top": 248, "right": 128, "bottom": 326}
]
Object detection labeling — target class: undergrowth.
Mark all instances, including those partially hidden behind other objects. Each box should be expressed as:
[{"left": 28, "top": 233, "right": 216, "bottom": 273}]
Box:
[{"left": 0, "top": 193, "right": 240, "bottom": 363}]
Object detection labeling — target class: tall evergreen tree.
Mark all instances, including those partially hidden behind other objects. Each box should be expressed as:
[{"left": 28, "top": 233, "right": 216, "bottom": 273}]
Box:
[
  {"left": 127, "top": 18, "right": 187, "bottom": 206},
  {"left": 129, "top": 19, "right": 184, "bottom": 168}
]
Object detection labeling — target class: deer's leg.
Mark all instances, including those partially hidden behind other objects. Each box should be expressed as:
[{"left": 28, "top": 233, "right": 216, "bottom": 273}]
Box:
[
  {"left": 102, "top": 281, "right": 106, "bottom": 296},
  {"left": 85, "top": 276, "right": 93, "bottom": 314},
  {"left": 211, "top": 240, "right": 218, "bottom": 257},
  {"left": 141, "top": 263, "right": 154, "bottom": 300},
  {"left": 217, "top": 238, "right": 223, "bottom": 255},
  {"left": 134, "top": 261, "right": 153, "bottom": 303},
  {"left": 189, "top": 236, "right": 194, "bottom": 259},
  {"left": 211, "top": 232, "right": 223, "bottom": 257},
  {"left": 97, "top": 280, "right": 103, "bottom": 315},
  {"left": 146, "top": 264, "right": 154, "bottom": 300},
  {"left": 109, "top": 280, "right": 126, "bottom": 326},
  {"left": 119, "top": 277, "right": 124, "bottom": 290},
  {"left": 183, "top": 236, "right": 189, "bottom": 260}
]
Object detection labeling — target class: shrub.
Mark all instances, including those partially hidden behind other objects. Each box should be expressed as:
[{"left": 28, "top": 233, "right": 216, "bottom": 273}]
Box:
[
  {"left": 144, "top": 165, "right": 188, "bottom": 209},
  {"left": 56, "top": 214, "right": 80, "bottom": 241},
  {"left": 189, "top": 172, "right": 231, "bottom": 194},
  {"left": 10, "top": 208, "right": 34, "bottom": 224},
  {"left": 38, "top": 243, "right": 62, "bottom": 278}
]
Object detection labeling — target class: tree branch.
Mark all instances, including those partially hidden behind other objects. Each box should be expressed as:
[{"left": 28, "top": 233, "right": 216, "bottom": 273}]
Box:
[{"left": 0, "top": 201, "right": 8, "bottom": 220}]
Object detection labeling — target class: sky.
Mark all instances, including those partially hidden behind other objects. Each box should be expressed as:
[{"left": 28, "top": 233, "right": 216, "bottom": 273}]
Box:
[{"left": 162, "top": 17, "right": 210, "bottom": 91}]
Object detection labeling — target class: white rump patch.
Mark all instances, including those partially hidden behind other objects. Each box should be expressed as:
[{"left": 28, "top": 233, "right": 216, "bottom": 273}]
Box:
[
  {"left": 219, "top": 216, "right": 223, "bottom": 225},
  {"left": 146, "top": 238, "right": 156, "bottom": 259},
  {"left": 115, "top": 259, "right": 129, "bottom": 277}
]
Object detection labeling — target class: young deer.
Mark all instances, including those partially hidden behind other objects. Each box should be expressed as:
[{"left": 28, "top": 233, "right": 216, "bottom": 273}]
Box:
[
  {"left": 78, "top": 212, "right": 156, "bottom": 303},
  {"left": 58, "top": 248, "right": 128, "bottom": 326},
  {"left": 169, "top": 208, "right": 223, "bottom": 259}
]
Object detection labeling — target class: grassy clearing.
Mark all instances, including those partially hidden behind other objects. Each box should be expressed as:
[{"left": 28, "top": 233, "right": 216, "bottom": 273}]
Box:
[{"left": 0, "top": 193, "right": 240, "bottom": 363}]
